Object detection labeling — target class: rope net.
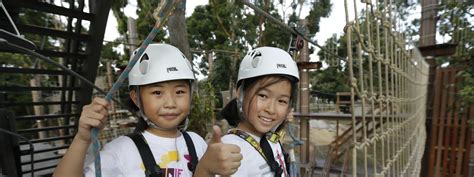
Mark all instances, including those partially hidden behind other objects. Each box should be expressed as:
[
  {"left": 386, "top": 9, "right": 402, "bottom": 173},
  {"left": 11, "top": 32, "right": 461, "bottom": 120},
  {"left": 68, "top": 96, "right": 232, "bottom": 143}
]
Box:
[{"left": 343, "top": 0, "right": 429, "bottom": 176}]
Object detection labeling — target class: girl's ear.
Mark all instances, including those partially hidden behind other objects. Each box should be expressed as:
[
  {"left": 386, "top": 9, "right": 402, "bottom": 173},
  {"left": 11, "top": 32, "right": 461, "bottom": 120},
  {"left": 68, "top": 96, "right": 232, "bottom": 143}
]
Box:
[
  {"left": 130, "top": 90, "right": 138, "bottom": 106},
  {"left": 286, "top": 108, "right": 294, "bottom": 122}
]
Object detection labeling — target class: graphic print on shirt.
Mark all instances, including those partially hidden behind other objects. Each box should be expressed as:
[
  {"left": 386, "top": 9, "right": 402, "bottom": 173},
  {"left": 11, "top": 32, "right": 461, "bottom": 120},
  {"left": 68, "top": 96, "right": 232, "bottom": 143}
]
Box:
[
  {"left": 276, "top": 150, "right": 288, "bottom": 177},
  {"left": 137, "top": 150, "right": 190, "bottom": 177}
]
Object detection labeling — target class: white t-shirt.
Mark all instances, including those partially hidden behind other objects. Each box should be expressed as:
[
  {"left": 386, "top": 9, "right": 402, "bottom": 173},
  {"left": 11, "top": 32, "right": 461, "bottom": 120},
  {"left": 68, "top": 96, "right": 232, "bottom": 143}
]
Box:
[
  {"left": 221, "top": 133, "right": 288, "bottom": 177},
  {"left": 84, "top": 131, "right": 207, "bottom": 177}
]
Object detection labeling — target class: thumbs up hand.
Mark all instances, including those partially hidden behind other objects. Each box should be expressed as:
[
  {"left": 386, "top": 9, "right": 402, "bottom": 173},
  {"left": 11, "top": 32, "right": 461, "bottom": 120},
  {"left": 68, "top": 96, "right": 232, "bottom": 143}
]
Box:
[{"left": 195, "top": 126, "right": 242, "bottom": 177}]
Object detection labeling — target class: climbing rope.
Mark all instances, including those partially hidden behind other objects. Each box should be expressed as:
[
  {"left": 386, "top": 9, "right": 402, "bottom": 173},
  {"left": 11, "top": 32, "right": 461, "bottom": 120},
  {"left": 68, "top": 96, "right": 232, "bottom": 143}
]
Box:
[
  {"left": 90, "top": 1, "right": 178, "bottom": 176},
  {"left": 343, "top": 0, "right": 428, "bottom": 177}
]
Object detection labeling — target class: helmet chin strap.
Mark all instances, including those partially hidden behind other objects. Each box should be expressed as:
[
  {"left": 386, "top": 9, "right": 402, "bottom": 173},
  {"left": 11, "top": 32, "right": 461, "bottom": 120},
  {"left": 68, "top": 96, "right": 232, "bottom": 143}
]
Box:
[{"left": 136, "top": 86, "right": 189, "bottom": 131}]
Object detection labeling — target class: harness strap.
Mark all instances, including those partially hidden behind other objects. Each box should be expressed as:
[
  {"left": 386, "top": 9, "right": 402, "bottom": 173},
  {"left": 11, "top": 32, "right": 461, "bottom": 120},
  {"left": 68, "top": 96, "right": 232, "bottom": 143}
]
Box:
[
  {"left": 279, "top": 143, "right": 291, "bottom": 175},
  {"left": 181, "top": 131, "right": 198, "bottom": 172},
  {"left": 127, "top": 133, "right": 161, "bottom": 177},
  {"left": 127, "top": 131, "right": 199, "bottom": 177},
  {"left": 260, "top": 136, "right": 284, "bottom": 177}
]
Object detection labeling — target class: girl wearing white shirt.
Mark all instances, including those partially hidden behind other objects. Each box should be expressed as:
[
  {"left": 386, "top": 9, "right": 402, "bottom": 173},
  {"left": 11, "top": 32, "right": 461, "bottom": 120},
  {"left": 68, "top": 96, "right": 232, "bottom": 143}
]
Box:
[{"left": 221, "top": 47, "right": 299, "bottom": 177}]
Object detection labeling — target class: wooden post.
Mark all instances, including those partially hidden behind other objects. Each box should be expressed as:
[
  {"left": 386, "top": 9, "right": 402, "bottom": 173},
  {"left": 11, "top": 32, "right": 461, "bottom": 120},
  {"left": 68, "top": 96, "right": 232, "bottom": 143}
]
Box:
[
  {"left": 420, "top": 0, "right": 438, "bottom": 176},
  {"left": 299, "top": 19, "right": 310, "bottom": 177},
  {"left": 127, "top": 17, "right": 138, "bottom": 52}
]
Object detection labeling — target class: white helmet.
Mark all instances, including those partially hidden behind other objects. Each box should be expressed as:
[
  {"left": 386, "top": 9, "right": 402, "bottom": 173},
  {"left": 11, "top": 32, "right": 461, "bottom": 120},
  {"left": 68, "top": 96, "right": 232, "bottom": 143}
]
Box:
[
  {"left": 129, "top": 43, "right": 195, "bottom": 86},
  {"left": 236, "top": 46, "right": 300, "bottom": 132},
  {"left": 237, "top": 46, "right": 299, "bottom": 87}
]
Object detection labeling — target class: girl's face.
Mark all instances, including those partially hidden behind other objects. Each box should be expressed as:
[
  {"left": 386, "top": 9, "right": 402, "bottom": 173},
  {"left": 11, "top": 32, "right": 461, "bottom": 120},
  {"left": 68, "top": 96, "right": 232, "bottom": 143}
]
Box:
[
  {"left": 131, "top": 80, "right": 191, "bottom": 133},
  {"left": 239, "top": 77, "right": 292, "bottom": 136}
]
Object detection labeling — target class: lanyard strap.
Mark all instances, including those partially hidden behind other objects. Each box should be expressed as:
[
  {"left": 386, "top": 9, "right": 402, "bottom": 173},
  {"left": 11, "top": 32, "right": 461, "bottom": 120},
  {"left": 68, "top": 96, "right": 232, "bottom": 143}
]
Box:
[
  {"left": 228, "top": 129, "right": 284, "bottom": 177},
  {"left": 228, "top": 129, "right": 267, "bottom": 161}
]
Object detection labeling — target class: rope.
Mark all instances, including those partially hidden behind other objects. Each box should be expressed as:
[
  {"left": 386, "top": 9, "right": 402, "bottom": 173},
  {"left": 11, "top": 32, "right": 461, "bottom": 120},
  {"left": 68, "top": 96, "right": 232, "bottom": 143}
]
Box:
[
  {"left": 343, "top": 0, "right": 428, "bottom": 176},
  {"left": 238, "top": 0, "right": 346, "bottom": 62},
  {"left": 90, "top": 1, "right": 178, "bottom": 176}
]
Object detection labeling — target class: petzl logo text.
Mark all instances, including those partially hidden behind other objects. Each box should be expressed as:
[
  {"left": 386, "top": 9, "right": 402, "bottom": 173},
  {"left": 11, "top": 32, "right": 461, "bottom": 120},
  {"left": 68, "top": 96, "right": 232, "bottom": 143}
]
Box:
[{"left": 167, "top": 67, "right": 178, "bottom": 73}]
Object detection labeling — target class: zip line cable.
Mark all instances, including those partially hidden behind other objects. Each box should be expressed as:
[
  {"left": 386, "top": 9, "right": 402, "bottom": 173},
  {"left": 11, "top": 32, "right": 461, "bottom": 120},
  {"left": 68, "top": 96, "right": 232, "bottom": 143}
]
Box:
[{"left": 239, "top": 0, "right": 346, "bottom": 62}]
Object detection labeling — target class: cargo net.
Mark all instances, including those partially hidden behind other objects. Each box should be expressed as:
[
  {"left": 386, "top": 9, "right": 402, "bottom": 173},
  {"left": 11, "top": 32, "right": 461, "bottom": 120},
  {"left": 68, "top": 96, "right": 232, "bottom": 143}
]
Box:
[
  {"left": 341, "top": 0, "right": 429, "bottom": 176},
  {"left": 91, "top": 91, "right": 136, "bottom": 145}
]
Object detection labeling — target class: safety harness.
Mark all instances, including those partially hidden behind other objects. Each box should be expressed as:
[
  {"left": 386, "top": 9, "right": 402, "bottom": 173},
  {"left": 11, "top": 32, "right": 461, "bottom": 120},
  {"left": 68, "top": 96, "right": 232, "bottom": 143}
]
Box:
[
  {"left": 126, "top": 130, "right": 198, "bottom": 177},
  {"left": 228, "top": 129, "right": 290, "bottom": 177}
]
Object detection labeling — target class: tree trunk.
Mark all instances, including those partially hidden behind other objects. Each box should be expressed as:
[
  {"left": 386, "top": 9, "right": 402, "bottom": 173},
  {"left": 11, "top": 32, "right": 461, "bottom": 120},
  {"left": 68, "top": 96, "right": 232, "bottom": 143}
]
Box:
[
  {"left": 167, "top": 0, "right": 192, "bottom": 62},
  {"left": 30, "top": 73, "right": 47, "bottom": 139}
]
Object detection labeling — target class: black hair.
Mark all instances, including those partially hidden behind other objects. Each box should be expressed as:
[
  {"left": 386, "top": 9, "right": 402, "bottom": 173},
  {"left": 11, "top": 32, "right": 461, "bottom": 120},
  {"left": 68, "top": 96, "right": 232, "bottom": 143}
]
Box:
[
  {"left": 220, "top": 98, "right": 239, "bottom": 127},
  {"left": 127, "top": 87, "right": 149, "bottom": 132}
]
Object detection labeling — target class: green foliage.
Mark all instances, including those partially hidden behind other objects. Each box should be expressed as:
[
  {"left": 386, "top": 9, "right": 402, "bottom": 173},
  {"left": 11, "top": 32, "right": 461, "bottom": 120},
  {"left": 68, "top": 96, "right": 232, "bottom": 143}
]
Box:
[
  {"left": 186, "top": 1, "right": 252, "bottom": 105},
  {"left": 459, "top": 70, "right": 474, "bottom": 105},
  {"left": 135, "top": 0, "right": 167, "bottom": 42},
  {"left": 188, "top": 80, "right": 216, "bottom": 137},
  {"left": 438, "top": 1, "right": 473, "bottom": 38},
  {"left": 111, "top": 0, "right": 167, "bottom": 57},
  {"left": 0, "top": 53, "right": 34, "bottom": 115},
  {"left": 306, "top": 0, "right": 332, "bottom": 35},
  {"left": 186, "top": 1, "right": 332, "bottom": 107},
  {"left": 111, "top": 0, "right": 129, "bottom": 35},
  {"left": 310, "top": 67, "right": 350, "bottom": 101}
]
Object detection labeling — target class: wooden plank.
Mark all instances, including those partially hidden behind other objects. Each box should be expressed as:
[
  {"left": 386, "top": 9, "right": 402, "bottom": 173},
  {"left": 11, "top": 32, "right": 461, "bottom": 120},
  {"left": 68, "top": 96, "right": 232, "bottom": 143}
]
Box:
[
  {"left": 432, "top": 68, "right": 449, "bottom": 176},
  {"left": 428, "top": 67, "right": 443, "bottom": 177},
  {"left": 17, "top": 125, "right": 75, "bottom": 133},
  {"left": 21, "top": 154, "right": 63, "bottom": 165},
  {"left": 21, "top": 163, "right": 58, "bottom": 175},
  {"left": 0, "top": 67, "right": 66, "bottom": 75},
  {"left": 438, "top": 69, "right": 450, "bottom": 176},
  {"left": 15, "top": 113, "right": 80, "bottom": 121},
  {"left": 0, "top": 86, "right": 81, "bottom": 91},
  {"left": 3, "top": 0, "right": 94, "bottom": 21},
  {"left": 37, "top": 49, "right": 87, "bottom": 59},
  {"left": 448, "top": 72, "right": 461, "bottom": 176},
  {"left": 0, "top": 101, "right": 80, "bottom": 107},
  {"left": 442, "top": 69, "right": 456, "bottom": 176},
  {"left": 457, "top": 110, "right": 467, "bottom": 177},
  {"left": 19, "top": 135, "right": 74, "bottom": 145},
  {"left": 18, "top": 24, "right": 90, "bottom": 42},
  {"left": 460, "top": 107, "right": 473, "bottom": 176}
]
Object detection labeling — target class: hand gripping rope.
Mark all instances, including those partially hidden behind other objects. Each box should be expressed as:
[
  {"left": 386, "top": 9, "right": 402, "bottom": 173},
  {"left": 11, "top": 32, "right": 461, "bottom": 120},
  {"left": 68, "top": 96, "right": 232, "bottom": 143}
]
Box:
[{"left": 90, "top": 1, "right": 178, "bottom": 176}]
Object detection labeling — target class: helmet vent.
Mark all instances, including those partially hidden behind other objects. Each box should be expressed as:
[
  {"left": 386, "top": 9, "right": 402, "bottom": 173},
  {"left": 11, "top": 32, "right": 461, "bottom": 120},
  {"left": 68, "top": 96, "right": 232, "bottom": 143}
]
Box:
[
  {"left": 250, "top": 50, "right": 262, "bottom": 68},
  {"left": 139, "top": 53, "right": 150, "bottom": 74}
]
